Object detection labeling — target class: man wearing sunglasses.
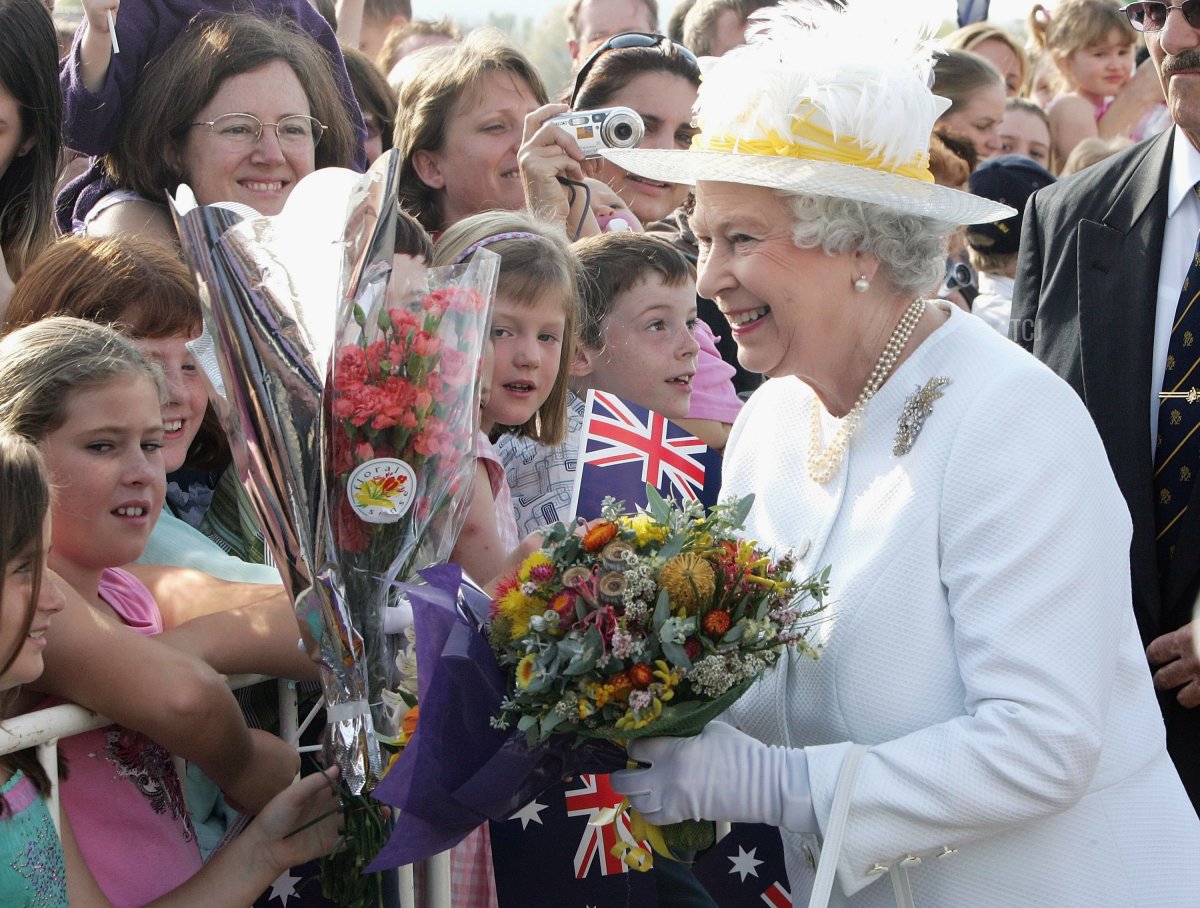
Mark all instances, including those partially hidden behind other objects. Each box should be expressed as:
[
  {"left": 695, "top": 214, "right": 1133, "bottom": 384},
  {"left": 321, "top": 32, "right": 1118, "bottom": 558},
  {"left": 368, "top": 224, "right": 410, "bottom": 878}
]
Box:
[{"left": 1013, "top": 1, "right": 1200, "bottom": 813}]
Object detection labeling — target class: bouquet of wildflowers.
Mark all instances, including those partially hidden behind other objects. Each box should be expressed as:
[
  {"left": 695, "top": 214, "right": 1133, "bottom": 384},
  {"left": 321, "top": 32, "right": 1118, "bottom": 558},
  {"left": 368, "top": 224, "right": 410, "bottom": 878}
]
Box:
[
  {"left": 488, "top": 488, "right": 827, "bottom": 859},
  {"left": 368, "top": 488, "right": 827, "bottom": 871},
  {"left": 488, "top": 489, "right": 827, "bottom": 746}
]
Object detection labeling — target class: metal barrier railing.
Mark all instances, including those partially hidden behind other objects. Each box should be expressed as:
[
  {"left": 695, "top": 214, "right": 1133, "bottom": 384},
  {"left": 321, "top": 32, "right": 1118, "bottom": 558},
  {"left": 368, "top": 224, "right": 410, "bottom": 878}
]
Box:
[{"left": 0, "top": 675, "right": 451, "bottom": 908}]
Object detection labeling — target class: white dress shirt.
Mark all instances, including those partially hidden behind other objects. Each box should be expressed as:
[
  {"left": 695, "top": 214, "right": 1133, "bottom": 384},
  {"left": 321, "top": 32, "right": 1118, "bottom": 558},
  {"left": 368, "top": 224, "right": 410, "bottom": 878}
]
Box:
[{"left": 1152, "top": 126, "right": 1200, "bottom": 456}]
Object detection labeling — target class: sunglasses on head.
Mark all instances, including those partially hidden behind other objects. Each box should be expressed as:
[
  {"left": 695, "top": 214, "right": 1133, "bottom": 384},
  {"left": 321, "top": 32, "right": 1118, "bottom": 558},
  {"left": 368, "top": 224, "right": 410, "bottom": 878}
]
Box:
[
  {"left": 1122, "top": 1, "right": 1200, "bottom": 32},
  {"left": 570, "top": 32, "right": 699, "bottom": 108}
]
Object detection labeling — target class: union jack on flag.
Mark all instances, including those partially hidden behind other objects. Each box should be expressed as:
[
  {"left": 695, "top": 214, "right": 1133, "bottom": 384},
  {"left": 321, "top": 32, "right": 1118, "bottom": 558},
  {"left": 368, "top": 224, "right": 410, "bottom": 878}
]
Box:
[
  {"left": 570, "top": 391, "right": 722, "bottom": 521},
  {"left": 565, "top": 774, "right": 643, "bottom": 878},
  {"left": 488, "top": 776, "right": 657, "bottom": 906}
]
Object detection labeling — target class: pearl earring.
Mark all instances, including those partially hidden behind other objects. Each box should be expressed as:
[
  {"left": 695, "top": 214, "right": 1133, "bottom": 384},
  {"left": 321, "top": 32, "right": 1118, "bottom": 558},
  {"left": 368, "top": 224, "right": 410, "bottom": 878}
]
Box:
[{"left": 854, "top": 275, "right": 870, "bottom": 293}]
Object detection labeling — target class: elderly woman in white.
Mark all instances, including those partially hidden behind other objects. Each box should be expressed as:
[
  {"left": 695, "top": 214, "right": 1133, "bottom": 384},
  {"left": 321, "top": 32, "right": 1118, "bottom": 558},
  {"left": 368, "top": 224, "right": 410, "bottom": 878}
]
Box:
[{"left": 608, "top": 3, "right": 1200, "bottom": 907}]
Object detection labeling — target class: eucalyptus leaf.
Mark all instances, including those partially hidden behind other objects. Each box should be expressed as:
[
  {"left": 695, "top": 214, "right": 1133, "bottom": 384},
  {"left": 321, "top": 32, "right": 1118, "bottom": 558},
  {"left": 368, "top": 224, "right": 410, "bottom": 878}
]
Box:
[
  {"left": 720, "top": 624, "right": 746, "bottom": 644},
  {"left": 657, "top": 533, "right": 685, "bottom": 561},
  {"left": 727, "top": 494, "right": 754, "bottom": 528},
  {"left": 645, "top": 483, "right": 671, "bottom": 523},
  {"left": 661, "top": 639, "right": 693, "bottom": 669},
  {"left": 653, "top": 588, "right": 671, "bottom": 631}
]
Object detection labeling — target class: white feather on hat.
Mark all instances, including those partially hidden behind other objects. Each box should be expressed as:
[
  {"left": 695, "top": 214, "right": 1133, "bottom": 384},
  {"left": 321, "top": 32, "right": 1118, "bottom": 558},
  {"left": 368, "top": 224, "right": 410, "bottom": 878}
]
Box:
[{"left": 602, "top": 0, "right": 1014, "bottom": 225}]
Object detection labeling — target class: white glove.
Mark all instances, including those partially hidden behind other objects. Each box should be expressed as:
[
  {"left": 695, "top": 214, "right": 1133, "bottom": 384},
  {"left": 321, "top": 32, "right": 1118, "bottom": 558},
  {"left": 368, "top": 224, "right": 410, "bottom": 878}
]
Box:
[{"left": 610, "top": 721, "right": 817, "bottom": 832}]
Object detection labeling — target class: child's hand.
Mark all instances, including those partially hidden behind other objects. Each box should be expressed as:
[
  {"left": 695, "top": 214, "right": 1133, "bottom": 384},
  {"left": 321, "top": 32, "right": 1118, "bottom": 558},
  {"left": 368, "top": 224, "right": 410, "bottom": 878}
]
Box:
[
  {"left": 254, "top": 766, "right": 345, "bottom": 870},
  {"left": 82, "top": 0, "right": 119, "bottom": 36},
  {"left": 222, "top": 729, "right": 301, "bottom": 815}
]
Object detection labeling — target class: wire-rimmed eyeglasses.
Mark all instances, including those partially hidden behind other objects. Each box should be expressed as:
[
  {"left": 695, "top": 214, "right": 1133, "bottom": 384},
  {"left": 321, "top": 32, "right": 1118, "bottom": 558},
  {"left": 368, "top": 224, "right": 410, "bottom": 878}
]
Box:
[{"left": 189, "top": 113, "right": 326, "bottom": 149}]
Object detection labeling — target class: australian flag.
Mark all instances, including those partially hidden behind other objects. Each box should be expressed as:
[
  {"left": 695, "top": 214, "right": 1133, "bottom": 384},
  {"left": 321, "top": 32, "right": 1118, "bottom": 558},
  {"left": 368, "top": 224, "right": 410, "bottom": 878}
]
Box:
[
  {"left": 692, "top": 823, "right": 793, "bottom": 907},
  {"left": 571, "top": 390, "right": 723, "bottom": 521},
  {"left": 489, "top": 775, "right": 658, "bottom": 907}
]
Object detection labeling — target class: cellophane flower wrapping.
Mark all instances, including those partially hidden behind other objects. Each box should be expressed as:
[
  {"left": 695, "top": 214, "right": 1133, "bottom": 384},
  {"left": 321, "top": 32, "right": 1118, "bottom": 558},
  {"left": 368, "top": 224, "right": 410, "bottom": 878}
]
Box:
[
  {"left": 170, "top": 150, "right": 496, "bottom": 798},
  {"left": 367, "top": 487, "right": 828, "bottom": 869},
  {"left": 329, "top": 241, "right": 497, "bottom": 748}
]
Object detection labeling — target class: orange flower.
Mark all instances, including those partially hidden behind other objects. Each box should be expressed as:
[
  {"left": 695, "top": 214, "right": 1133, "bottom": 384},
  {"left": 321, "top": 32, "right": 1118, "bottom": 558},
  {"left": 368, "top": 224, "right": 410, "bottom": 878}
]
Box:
[
  {"left": 402, "top": 705, "right": 420, "bottom": 739},
  {"left": 703, "top": 610, "right": 732, "bottom": 639},
  {"left": 608, "top": 671, "right": 633, "bottom": 702},
  {"left": 629, "top": 662, "right": 654, "bottom": 690},
  {"left": 582, "top": 521, "right": 619, "bottom": 552}
]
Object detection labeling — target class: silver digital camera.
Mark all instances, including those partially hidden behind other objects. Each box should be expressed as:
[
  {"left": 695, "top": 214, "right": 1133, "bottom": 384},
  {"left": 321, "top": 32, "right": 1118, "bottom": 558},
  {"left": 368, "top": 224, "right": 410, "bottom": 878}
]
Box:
[{"left": 548, "top": 107, "right": 645, "bottom": 158}]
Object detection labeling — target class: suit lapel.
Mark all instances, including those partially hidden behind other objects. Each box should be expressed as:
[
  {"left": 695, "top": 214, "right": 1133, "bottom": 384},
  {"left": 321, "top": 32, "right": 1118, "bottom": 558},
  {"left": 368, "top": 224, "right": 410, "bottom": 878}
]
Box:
[{"left": 1078, "top": 131, "right": 1172, "bottom": 633}]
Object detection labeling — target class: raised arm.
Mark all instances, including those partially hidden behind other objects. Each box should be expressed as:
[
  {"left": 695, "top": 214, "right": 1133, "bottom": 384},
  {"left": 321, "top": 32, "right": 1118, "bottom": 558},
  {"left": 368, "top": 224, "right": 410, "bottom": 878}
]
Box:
[{"left": 30, "top": 574, "right": 298, "bottom": 813}]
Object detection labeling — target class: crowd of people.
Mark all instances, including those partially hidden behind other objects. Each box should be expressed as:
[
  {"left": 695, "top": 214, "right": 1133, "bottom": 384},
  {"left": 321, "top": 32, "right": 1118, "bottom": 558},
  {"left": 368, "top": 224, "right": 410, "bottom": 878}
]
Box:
[{"left": 0, "top": 0, "right": 1199, "bottom": 904}]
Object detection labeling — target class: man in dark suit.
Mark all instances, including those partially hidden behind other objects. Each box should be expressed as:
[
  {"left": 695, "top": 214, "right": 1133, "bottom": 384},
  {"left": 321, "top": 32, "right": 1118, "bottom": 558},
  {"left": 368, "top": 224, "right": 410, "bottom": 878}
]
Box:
[{"left": 1011, "top": 2, "right": 1200, "bottom": 810}]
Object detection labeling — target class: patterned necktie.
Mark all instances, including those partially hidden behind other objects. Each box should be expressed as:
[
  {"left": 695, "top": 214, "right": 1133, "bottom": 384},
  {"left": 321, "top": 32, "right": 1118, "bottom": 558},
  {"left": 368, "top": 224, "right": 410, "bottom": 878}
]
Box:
[{"left": 1154, "top": 193, "right": 1200, "bottom": 575}]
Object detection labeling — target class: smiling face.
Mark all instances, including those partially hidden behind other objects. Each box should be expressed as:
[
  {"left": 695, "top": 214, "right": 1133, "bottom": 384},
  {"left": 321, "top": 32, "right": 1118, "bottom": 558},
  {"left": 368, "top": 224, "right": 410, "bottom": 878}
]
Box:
[
  {"left": 482, "top": 289, "right": 567, "bottom": 433},
  {"left": 937, "top": 80, "right": 1006, "bottom": 160},
  {"left": 998, "top": 107, "right": 1052, "bottom": 169},
  {"left": 1061, "top": 29, "right": 1134, "bottom": 103},
  {"left": 584, "top": 71, "right": 698, "bottom": 225},
  {"left": 0, "top": 517, "right": 63, "bottom": 690},
  {"left": 40, "top": 375, "right": 165, "bottom": 602},
  {"left": 577, "top": 274, "right": 698, "bottom": 419},
  {"left": 177, "top": 60, "right": 317, "bottom": 215},
  {"left": 417, "top": 71, "right": 540, "bottom": 230},
  {"left": 131, "top": 334, "right": 207, "bottom": 473},
  {"left": 692, "top": 182, "right": 851, "bottom": 385}
]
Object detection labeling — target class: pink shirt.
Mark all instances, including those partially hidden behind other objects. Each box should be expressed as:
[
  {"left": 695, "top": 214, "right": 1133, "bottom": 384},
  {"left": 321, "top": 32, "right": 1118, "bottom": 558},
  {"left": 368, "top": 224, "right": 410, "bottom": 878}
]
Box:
[{"left": 50, "top": 568, "right": 202, "bottom": 907}]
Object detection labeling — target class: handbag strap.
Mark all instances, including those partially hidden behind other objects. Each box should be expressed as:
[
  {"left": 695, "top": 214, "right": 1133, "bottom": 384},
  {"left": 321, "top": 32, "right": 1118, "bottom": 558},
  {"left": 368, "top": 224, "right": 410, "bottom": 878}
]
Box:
[{"left": 807, "top": 744, "right": 868, "bottom": 908}]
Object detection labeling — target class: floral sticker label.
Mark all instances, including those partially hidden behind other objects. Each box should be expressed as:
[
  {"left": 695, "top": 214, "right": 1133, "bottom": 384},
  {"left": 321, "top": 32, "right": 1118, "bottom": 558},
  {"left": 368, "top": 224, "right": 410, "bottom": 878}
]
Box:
[{"left": 347, "top": 458, "right": 416, "bottom": 524}]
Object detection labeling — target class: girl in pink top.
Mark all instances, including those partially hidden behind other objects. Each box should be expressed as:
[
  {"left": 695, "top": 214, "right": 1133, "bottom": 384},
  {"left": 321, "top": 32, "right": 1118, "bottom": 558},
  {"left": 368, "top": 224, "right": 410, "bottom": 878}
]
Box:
[
  {"left": 1029, "top": 1, "right": 1165, "bottom": 164},
  {"left": 0, "top": 427, "right": 343, "bottom": 907},
  {"left": 0, "top": 316, "right": 323, "bottom": 906}
]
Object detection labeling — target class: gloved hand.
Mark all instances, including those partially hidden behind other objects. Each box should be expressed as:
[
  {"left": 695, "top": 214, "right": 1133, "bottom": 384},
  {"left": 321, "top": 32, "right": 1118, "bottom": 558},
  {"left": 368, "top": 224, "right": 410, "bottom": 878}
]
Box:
[{"left": 610, "top": 721, "right": 817, "bottom": 832}]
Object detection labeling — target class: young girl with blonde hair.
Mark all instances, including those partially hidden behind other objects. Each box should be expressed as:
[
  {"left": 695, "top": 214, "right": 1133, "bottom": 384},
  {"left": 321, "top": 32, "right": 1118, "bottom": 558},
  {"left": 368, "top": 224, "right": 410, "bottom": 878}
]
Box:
[
  {"left": 433, "top": 210, "right": 579, "bottom": 586},
  {"left": 1029, "top": 0, "right": 1165, "bottom": 162}
]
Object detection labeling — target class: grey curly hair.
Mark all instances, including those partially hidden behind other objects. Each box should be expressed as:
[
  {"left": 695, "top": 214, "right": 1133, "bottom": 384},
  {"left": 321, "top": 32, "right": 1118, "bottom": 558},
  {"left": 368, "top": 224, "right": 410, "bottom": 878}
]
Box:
[{"left": 782, "top": 193, "right": 953, "bottom": 297}]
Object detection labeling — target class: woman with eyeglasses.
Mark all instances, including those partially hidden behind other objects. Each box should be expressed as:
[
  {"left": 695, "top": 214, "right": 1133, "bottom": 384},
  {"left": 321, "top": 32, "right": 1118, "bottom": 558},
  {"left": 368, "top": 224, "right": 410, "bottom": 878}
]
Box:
[{"left": 77, "top": 13, "right": 357, "bottom": 245}]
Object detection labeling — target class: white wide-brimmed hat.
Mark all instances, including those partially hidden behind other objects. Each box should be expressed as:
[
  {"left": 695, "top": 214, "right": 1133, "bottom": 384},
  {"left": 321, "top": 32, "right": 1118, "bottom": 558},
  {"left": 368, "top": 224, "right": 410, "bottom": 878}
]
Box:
[{"left": 602, "top": 0, "right": 1015, "bottom": 226}]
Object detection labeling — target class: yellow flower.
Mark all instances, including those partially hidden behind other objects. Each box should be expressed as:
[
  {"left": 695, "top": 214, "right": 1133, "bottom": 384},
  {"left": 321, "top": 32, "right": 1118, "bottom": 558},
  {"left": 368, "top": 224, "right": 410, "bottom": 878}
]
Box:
[
  {"left": 519, "top": 551, "right": 553, "bottom": 583},
  {"left": 516, "top": 653, "right": 539, "bottom": 690},
  {"left": 658, "top": 552, "right": 716, "bottom": 615},
  {"left": 498, "top": 586, "right": 542, "bottom": 637},
  {"left": 623, "top": 514, "right": 669, "bottom": 548},
  {"left": 615, "top": 695, "right": 664, "bottom": 731}
]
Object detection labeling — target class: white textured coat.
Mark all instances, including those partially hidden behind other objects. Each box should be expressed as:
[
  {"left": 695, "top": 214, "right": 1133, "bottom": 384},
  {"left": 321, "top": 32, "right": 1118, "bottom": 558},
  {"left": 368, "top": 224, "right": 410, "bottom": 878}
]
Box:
[{"left": 722, "top": 305, "right": 1200, "bottom": 906}]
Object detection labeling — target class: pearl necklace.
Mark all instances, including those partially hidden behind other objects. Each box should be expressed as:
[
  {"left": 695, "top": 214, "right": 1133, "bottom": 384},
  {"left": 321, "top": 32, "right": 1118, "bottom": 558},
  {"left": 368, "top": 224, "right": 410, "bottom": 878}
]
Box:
[{"left": 808, "top": 298, "right": 926, "bottom": 483}]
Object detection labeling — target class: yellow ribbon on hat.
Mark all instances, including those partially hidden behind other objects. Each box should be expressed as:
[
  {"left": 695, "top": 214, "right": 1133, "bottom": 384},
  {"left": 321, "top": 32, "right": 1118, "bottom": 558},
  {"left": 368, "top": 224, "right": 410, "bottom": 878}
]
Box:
[{"left": 692, "top": 109, "right": 934, "bottom": 184}]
